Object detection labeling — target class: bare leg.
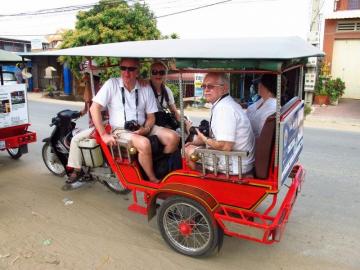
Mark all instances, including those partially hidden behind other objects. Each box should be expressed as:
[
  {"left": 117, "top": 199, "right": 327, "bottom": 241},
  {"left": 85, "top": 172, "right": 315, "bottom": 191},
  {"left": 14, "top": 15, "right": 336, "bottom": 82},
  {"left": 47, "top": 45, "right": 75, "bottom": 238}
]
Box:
[
  {"left": 154, "top": 127, "right": 180, "bottom": 154},
  {"left": 131, "top": 134, "right": 160, "bottom": 182}
]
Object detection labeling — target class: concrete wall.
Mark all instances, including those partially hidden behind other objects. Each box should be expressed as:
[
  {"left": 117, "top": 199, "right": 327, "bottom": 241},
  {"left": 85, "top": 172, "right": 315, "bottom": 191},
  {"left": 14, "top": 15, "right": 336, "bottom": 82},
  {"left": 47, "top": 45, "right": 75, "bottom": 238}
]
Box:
[{"left": 323, "top": 18, "right": 360, "bottom": 66}]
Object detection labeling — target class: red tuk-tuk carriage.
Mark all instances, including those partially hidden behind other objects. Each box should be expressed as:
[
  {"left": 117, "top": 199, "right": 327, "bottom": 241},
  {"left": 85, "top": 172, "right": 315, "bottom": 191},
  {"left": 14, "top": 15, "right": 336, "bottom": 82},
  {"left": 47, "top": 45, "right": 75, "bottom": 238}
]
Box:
[
  {"left": 0, "top": 49, "right": 36, "bottom": 159},
  {"left": 34, "top": 37, "right": 323, "bottom": 257}
]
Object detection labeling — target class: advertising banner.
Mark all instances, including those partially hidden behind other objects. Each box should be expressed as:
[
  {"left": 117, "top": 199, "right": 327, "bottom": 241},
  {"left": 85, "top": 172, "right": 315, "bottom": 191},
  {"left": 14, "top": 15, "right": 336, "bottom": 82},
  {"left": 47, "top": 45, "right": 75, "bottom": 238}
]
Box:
[
  {"left": 0, "top": 84, "right": 29, "bottom": 129},
  {"left": 194, "top": 73, "right": 205, "bottom": 97},
  {"left": 279, "top": 101, "right": 304, "bottom": 185}
]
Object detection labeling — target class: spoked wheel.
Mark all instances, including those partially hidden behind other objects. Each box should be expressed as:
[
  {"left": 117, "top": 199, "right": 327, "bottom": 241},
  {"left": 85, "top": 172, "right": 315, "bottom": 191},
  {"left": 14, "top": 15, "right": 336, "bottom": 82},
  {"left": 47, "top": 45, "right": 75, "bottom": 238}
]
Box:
[
  {"left": 42, "top": 142, "right": 66, "bottom": 177},
  {"left": 158, "top": 196, "right": 223, "bottom": 257},
  {"left": 104, "top": 177, "right": 131, "bottom": 195},
  {"left": 7, "top": 148, "right": 22, "bottom": 159}
]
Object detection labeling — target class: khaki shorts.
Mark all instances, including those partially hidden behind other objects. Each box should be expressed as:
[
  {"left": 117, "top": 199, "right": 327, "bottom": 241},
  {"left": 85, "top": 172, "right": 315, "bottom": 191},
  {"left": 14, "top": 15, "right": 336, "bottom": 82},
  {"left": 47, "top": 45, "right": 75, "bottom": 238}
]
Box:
[{"left": 112, "top": 125, "right": 165, "bottom": 142}]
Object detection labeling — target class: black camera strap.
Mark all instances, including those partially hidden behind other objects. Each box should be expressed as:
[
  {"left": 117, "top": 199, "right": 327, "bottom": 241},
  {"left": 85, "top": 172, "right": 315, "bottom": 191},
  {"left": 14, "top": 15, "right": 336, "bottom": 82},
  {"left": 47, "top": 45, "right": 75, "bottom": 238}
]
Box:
[
  {"left": 209, "top": 93, "right": 230, "bottom": 137},
  {"left": 150, "top": 81, "right": 169, "bottom": 109},
  {"left": 121, "top": 87, "right": 138, "bottom": 123}
]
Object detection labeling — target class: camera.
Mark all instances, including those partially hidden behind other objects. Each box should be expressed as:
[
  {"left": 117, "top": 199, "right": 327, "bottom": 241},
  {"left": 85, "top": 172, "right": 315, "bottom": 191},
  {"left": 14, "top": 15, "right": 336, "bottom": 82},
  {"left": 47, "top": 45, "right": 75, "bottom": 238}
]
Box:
[
  {"left": 124, "top": 120, "right": 140, "bottom": 132},
  {"left": 189, "top": 120, "right": 210, "bottom": 137}
]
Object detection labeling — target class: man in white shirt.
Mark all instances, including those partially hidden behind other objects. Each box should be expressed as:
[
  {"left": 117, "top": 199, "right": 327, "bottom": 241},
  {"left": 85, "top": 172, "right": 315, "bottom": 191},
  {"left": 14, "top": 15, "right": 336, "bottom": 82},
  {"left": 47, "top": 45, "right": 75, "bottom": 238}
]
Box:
[
  {"left": 90, "top": 58, "right": 178, "bottom": 183},
  {"left": 246, "top": 74, "right": 277, "bottom": 137},
  {"left": 185, "top": 73, "right": 255, "bottom": 175}
]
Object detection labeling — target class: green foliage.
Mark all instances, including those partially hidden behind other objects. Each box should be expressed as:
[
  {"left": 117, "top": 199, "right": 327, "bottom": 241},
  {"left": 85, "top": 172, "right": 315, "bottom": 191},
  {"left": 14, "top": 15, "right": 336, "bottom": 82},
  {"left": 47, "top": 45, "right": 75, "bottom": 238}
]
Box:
[
  {"left": 304, "top": 104, "right": 312, "bottom": 116},
  {"left": 314, "top": 75, "right": 328, "bottom": 96},
  {"left": 59, "top": 0, "right": 161, "bottom": 79},
  {"left": 167, "top": 83, "right": 180, "bottom": 106},
  {"left": 314, "top": 75, "right": 345, "bottom": 102},
  {"left": 327, "top": 77, "right": 345, "bottom": 102},
  {"left": 45, "top": 85, "right": 55, "bottom": 92}
]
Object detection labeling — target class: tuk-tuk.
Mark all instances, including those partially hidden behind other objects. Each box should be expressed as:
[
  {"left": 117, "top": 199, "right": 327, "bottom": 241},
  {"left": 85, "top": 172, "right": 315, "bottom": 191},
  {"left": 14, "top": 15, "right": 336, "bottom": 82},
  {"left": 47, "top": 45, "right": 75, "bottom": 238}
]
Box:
[
  {"left": 33, "top": 37, "right": 323, "bottom": 257},
  {"left": 0, "top": 49, "right": 36, "bottom": 159}
]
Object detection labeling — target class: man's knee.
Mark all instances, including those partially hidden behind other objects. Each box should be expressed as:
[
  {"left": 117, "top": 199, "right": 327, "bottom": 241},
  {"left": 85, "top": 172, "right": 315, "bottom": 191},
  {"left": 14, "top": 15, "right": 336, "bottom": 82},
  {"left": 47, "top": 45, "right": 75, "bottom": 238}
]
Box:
[{"left": 132, "top": 135, "right": 151, "bottom": 153}]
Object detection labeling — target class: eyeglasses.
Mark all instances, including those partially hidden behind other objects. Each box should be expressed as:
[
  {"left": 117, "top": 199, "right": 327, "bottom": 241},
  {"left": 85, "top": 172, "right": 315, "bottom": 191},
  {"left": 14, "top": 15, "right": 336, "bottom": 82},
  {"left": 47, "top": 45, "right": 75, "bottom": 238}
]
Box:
[
  {"left": 120, "top": 66, "right": 138, "bottom": 72},
  {"left": 151, "top": 70, "right": 166, "bottom": 76},
  {"left": 200, "top": 83, "right": 224, "bottom": 90}
]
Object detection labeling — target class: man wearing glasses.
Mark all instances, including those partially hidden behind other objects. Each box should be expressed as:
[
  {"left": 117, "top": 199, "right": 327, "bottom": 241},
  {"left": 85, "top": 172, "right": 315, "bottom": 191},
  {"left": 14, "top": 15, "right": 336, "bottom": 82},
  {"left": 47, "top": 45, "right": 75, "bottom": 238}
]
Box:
[
  {"left": 185, "top": 73, "right": 255, "bottom": 175},
  {"left": 90, "top": 58, "right": 178, "bottom": 183}
]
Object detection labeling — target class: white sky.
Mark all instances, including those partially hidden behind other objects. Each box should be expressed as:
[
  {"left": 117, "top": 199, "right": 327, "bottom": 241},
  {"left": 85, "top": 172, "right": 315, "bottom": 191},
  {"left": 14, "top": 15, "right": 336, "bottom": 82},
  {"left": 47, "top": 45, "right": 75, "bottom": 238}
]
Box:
[{"left": 0, "top": 0, "right": 334, "bottom": 44}]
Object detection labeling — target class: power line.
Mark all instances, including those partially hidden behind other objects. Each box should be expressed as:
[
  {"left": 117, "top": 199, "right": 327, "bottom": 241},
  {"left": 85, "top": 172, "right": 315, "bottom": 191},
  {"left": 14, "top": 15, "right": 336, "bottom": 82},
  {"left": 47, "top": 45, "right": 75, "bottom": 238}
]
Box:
[
  {"left": 0, "top": 1, "right": 136, "bottom": 17},
  {"left": 0, "top": 0, "right": 278, "bottom": 37},
  {"left": 155, "top": 0, "right": 232, "bottom": 18}
]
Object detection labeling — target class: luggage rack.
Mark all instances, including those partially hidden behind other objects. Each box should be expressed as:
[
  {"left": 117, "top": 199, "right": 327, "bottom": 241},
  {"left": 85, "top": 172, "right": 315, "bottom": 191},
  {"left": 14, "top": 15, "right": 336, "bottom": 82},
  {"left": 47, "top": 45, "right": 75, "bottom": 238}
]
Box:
[{"left": 194, "top": 148, "right": 249, "bottom": 179}]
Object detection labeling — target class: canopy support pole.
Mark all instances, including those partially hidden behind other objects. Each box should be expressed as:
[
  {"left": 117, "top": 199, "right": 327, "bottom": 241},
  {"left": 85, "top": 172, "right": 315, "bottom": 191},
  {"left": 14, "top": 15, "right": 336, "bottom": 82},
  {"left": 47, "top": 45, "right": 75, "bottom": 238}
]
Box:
[
  {"left": 274, "top": 74, "right": 282, "bottom": 167},
  {"left": 298, "top": 66, "right": 304, "bottom": 98},
  {"left": 179, "top": 73, "right": 185, "bottom": 158},
  {"left": 87, "top": 58, "right": 96, "bottom": 98}
]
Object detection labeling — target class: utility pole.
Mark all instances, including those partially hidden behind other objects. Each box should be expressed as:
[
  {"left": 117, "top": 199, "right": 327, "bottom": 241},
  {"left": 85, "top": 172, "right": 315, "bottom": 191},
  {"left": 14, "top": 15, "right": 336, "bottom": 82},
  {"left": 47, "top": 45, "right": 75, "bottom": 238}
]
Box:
[{"left": 304, "top": 0, "right": 321, "bottom": 105}]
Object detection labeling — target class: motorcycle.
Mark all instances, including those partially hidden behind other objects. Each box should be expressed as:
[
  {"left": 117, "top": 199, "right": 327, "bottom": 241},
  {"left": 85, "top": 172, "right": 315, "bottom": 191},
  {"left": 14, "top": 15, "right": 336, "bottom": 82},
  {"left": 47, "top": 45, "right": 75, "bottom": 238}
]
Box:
[{"left": 41, "top": 109, "right": 129, "bottom": 193}]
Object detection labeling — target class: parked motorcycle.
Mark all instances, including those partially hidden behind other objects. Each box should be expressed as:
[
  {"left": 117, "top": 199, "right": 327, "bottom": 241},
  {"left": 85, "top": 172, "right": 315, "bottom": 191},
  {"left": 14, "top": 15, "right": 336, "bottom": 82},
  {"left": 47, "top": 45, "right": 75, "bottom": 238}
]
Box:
[{"left": 41, "top": 109, "right": 129, "bottom": 193}]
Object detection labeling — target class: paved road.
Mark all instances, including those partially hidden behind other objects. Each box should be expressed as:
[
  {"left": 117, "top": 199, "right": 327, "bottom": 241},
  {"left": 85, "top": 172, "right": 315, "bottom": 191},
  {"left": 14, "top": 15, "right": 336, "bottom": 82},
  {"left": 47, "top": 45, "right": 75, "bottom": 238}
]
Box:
[{"left": 0, "top": 100, "right": 359, "bottom": 269}]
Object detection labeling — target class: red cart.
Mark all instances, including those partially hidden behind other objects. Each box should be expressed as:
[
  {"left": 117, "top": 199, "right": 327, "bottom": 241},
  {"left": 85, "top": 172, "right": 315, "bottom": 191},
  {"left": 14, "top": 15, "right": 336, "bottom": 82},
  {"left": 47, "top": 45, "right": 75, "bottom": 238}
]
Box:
[
  {"left": 0, "top": 54, "right": 37, "bottom": 159},
  {"left": 34, "top": 37, "right": 323, "bottom": 256}
]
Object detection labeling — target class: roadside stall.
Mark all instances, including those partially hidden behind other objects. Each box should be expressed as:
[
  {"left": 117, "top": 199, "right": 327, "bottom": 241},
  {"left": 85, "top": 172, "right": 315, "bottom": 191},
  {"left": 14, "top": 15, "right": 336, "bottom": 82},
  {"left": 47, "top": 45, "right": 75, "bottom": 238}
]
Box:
[
  {"left": 0, "top": 49, "right": 36, "bottom": 159},
  {"left": 34, "top": 37, "right": 323, "bottom": 256}
]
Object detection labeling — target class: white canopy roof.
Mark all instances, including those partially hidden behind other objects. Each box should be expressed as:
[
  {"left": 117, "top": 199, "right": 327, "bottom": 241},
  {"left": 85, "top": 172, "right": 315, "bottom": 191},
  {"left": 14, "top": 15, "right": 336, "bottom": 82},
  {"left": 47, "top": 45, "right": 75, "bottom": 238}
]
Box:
[{"left": 22, "top": 36, "right": 324, "bottom": 60}]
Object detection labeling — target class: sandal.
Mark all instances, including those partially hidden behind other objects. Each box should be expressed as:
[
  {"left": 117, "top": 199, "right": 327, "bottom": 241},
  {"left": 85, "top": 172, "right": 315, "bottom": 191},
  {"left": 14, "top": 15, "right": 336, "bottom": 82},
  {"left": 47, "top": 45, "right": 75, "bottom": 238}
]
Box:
[{"left": 66, "top": 170, "right": 83, "bottom": 184}]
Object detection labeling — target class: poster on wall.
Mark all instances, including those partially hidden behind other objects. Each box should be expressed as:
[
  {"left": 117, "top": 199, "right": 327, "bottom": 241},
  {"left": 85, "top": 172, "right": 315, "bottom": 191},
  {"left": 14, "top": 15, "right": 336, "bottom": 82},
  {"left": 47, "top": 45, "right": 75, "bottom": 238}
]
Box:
[
  {"left": 194, "top": 73, "right": 205, "bottom": 97},
  {"left": 278, "top": 101, "right": 304, "bottom": 185},
  {"left": 0, "top": 84, "right": 29, "bottom": 128}
]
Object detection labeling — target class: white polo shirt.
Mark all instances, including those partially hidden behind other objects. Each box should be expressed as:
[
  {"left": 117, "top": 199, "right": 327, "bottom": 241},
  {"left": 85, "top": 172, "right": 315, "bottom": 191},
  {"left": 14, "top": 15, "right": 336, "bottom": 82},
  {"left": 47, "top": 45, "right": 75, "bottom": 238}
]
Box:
[
  {"left": 210, "top": 95, "right": 255, "bottom": 174},
  {"left": 246, "top": 97, "right": 276, "bottom": 137},
  {"left": 92, "top": 78, "right": 158, "bottom": 128}
]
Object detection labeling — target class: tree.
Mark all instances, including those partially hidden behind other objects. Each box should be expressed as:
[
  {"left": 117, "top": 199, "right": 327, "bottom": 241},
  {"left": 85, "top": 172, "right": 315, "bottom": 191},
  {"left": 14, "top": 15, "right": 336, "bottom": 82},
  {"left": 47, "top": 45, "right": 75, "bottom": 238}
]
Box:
[{"left": 60, "top": 0, "right": 161, "bottom": 78}]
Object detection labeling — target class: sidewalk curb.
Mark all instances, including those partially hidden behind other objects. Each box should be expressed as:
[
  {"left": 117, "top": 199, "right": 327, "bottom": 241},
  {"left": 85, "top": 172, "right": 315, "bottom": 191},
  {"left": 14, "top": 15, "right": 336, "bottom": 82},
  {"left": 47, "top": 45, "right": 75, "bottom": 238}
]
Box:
[
  {"left": 304, "top": 117, "right": 360, "bottom": 132},
  {"left": 27, "top": 92, "right": 83, "bottom": 107}
]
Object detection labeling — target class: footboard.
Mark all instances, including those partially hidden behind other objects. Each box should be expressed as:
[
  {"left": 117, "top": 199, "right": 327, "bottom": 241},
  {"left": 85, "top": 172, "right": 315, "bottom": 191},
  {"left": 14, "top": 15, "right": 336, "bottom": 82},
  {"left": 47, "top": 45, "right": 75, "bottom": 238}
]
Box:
[{"left": 214, "top": 164, "right": 305, "bottom": 244}]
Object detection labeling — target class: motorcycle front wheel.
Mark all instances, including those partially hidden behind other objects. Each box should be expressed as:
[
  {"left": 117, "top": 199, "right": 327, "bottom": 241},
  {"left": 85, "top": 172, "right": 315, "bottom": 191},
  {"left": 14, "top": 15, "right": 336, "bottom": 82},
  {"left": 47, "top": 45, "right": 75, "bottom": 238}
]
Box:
[{"left": 42, "top": 142, "right": 66, "bottom": 177}]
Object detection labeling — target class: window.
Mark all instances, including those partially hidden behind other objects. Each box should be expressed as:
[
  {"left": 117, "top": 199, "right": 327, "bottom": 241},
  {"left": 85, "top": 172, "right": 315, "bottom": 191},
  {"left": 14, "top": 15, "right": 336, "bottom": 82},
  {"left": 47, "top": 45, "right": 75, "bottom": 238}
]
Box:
[
  {"left": 337, "top": 21, "right": 360, "bottom": 31},
  {"left": 348, "top": 0, "right": 360, "bottom": 10}
]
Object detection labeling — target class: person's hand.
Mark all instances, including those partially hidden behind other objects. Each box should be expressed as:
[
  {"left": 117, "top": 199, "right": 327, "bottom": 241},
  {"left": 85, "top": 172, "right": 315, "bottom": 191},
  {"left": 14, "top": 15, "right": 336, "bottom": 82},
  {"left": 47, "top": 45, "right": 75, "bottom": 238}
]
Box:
[
  {"left": 184, "top": 119, "right": 192, "bottom": 134},
  {"left": 101, "top": 133, "right": 116, "bottom": 146},
  {"left": 195, "top": 128, "right": 207, "bottom": 144},
  {"left": 133, "top": 126, "right": 148, "bottom": 136}
]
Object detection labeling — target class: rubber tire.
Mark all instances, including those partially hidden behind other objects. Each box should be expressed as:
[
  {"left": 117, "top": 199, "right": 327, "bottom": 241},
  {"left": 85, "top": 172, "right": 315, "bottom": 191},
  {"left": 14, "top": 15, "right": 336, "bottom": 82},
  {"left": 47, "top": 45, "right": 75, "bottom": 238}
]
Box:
[
  {"left": 104, "top": 179, "right": 131, "bottom": 195},
  {"left": 157, "top": 196, "right": 223, "bottom": 257},
  {"left": 42, "top": 142, "right": 66, "bottom": 177},
  {"left": 7, "top": 148, "right": 22, "bottom": 159}
]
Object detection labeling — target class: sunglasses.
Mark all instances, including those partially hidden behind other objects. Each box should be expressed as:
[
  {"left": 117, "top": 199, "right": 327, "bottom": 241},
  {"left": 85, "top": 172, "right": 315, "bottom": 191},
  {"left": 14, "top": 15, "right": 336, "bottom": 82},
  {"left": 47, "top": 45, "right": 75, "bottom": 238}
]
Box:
[
  {"left": 151, "top": 70, "right": 166, "bottom": 76},
  {"left": 201, "top": 83, "right": 224, "bottom": 90},
  {"left": 120, "top": 66, "right": 137, "bottom": 72}
]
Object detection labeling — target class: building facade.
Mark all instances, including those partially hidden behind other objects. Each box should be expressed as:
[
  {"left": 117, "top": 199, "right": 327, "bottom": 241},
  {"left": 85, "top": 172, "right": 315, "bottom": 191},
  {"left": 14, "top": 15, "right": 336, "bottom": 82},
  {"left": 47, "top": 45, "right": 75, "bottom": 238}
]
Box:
[{"left": 323, "top": 0, "right": 360, "bottom": 99}]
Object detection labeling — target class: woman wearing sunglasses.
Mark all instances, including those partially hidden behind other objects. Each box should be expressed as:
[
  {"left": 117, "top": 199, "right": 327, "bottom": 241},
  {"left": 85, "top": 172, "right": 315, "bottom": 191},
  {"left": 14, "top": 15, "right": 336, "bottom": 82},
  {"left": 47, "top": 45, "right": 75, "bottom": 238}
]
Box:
[{"left": 149, "top": 61, "right": 191, "bottom": 133}]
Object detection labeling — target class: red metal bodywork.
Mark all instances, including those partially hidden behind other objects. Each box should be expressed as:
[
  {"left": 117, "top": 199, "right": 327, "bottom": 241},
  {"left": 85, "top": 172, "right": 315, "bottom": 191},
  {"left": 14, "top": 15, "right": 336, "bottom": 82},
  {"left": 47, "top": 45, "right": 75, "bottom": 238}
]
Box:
[
  {"left": 0, "top": 124, "right": 37, "bottom": 150},
  {"left": 94, "top": 98, "right": 305, "bottom": 245}
]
